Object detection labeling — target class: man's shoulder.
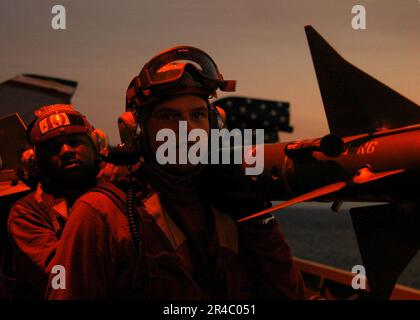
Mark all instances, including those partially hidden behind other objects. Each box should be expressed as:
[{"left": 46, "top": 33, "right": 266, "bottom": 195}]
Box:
[
  {"left": 76, "top": 181, "right": 127, "bottom": 215},
  {"left": 9, "top": 190, "right": 38, "bottom": 217},
  {"left": 12, "top": 190, "right": 37, "bottom": 207},
  {"left": 67, "top": 182, "right": 130, "bottom": 234},
  {"left": 8, "top": 190, "right": 49, "bottom": 232},
  {"left": 97, "top": 162, "right": 130, "bottom": 183}
]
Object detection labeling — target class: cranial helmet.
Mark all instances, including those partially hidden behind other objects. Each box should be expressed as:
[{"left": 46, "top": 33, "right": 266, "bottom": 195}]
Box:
[
  {"left": 119, "top": 46, "right": 235, "bottom": 148},
  {"left": 27, "top": 104, "right": 107, "bottom": 155},
  {"left": 125, "top": 46, "right": 236, "bottom": 112}
]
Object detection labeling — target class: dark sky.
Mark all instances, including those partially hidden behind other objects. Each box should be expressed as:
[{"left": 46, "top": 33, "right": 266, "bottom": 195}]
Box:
[{"left": 1, "top": 0, "right": 419, "bottom": 144}]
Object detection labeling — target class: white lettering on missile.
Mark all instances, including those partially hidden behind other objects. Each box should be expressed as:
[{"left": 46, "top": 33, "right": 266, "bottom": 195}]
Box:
[
  {"left": 357, "top": 141, "right": 378, "bottom": 155},
  {"left": 343, "top": 141, "right": 378, "bottom": 156}
]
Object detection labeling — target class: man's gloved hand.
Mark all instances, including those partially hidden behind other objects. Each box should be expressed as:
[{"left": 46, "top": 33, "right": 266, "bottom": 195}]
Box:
[{"left": 201, "top": 164, "right": 275, "bottom": 224}]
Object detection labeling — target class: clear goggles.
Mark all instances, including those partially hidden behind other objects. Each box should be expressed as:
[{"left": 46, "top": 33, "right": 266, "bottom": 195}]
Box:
[{"left": 138, "top": 46, "right": 236, "bottom": 92}]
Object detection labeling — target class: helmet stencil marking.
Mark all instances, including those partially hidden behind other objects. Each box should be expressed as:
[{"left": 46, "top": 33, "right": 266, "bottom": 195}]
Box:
[{"left": 39, "top": 112, "right": 71, "bottom": 134}]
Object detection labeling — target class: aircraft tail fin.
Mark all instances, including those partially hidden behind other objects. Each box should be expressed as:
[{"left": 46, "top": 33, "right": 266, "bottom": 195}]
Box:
[
  {"left": 305, "top": 25, "right": 420, "bottom": 137},
  {"left": 0, "top": 74, "right": 78, "bottom": 124}
]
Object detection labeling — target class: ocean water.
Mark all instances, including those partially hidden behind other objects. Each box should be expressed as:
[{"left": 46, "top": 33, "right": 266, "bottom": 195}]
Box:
[{"left": 274, "top": 203, "right": 420, "bottom": 290}]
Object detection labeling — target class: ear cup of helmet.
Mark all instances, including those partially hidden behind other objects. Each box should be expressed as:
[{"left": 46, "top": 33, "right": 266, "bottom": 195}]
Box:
[
  {"left": 17, "top": 147, "right": 39, "bottom": 189},
  {"left": 210, "top": 105, "right": 225, "bottom": 130},
  {"left": 90, "top": 128, "right": 108, "bottom": 155},
  {"left": 20, "top": 121, "right": 42, "bottom": 186},
  {"left": 118, "top": 111, "right": 138, "bottom": 147}
]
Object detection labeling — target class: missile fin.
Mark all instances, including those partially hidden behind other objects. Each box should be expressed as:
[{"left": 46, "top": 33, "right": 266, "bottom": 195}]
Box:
[
  {"left": 305, "top": 25, "right": 420, "bottom": 136},
  {"left": 237, "top": 181, "right": 347, "bottom": 222},
  {"left": 352, "top": 167, "right": 405, "bottom": 185},
  {"left": 238, "top": 167, "right": 405, "bottom": 222}
]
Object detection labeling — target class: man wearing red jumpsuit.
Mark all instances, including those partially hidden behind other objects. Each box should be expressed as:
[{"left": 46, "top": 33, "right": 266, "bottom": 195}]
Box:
[
  {"left": 7, "top": 104, "right": 121, "bottom": 299},
  {"left": 46, "top": 47, "right": 306, "bottom": 300}
]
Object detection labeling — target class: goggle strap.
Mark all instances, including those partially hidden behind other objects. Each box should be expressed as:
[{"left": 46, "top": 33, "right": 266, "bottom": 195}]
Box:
[{"left": 221, "top": 80, "right": 236, "bottom": 92}]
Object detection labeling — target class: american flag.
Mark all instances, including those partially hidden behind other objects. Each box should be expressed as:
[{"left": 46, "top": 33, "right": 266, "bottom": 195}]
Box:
[{"left": 212, "top": 96, "right": 293, "bottom": 143}]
